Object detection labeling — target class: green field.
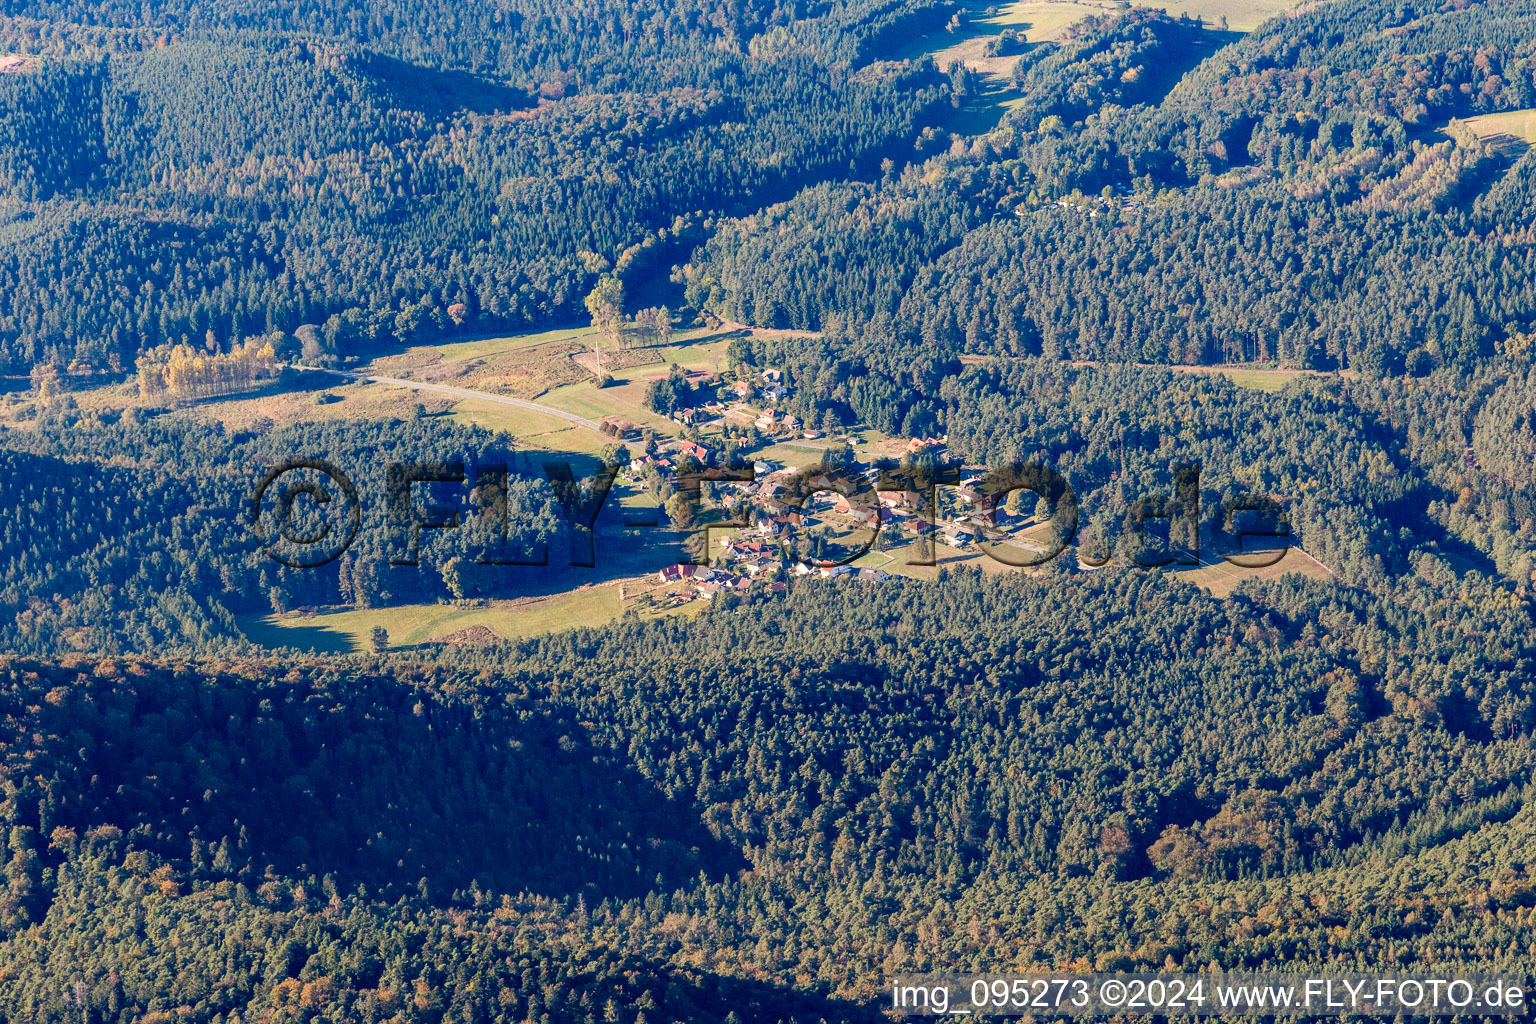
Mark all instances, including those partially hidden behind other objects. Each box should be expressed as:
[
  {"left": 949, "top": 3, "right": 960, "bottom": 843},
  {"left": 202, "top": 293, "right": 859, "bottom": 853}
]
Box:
[
  {"left": 1163, "top": 363, "right": 1347, "bottom": 392},
  {"left": 240, "top": 586, "right": 626, "bottom": 652},
  {"left": 1218, "top": 368, "right": 1290, "bottom": 392},
  {"left": 1462, "top": 108, "right": 1536, "bottom": 145},
  {"left": 1175, "top": 546, "right": 1334, "bottom": 597},
  {"left": 755, "top": 441, "right": 834, "bottom": 468},
  {"left": 1137, "top": 0, "right": 1297, "bottom": 32},
  {"left": 434, "top": 323, "right": 722, "bottom": 369},
  {"left": 432, "top": 324, "right": 602, "bottom": 361},
  {"left": 537, "top": 334, "right": 734, "bottom": 432},
  {"left": 538, "top": 380, "right": 677, "bottom": 434},
  {"left": 876, "top": 0, "right": 1101, "bottom": 87},
  {"left": 447, "top": 396, "right": 613, "bottom": 453},
  {"left": 853, "top": 539, "right": 1004, "bottom": 578},
  {"left": 992, "top": 0, "right": 1104, "bottom": 40}
]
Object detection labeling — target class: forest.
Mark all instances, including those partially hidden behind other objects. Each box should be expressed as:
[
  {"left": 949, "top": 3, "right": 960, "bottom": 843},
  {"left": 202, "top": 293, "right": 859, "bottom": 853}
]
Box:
[
  {"left": 4, "top": 0, "right": 1536, "bottom": 1019},
  {"left": 689, "top": 0, "right": 1536, "bottom": 376},
  {"left": 0, "top": 0, "right": 951, "bottom": 371},
  {"left": 4, "top": 566, "right": 1536, "bottom": 1020}
]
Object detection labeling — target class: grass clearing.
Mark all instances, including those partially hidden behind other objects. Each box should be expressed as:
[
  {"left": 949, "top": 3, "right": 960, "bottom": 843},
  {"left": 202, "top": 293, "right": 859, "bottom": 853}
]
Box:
[
  {"left": 871, "top": 540, "right": 1022, "bottom": 579},
  {"left": 539, "top": 380, "right": 677, "bottom": 435},
  {"left": 152, "top": 376, "right": 456, "bottom": 432},
  {"left": 434, "top": 324, "right": 601, "bottom": 361},
  {"left": 447, "top": 397, "right": 612, "bottom": 453},
  {"left": 1219, "top": 368, "right": 1291, "bottom": 392},
  {"left": 992, "top": 0, "right": 1104, "bottom": 40},
  {"left": 1060, "top": 359, "right": 1353, "bottom": 392},
  {"left": 755, "top": 441, "right": 834, "bottom": 469},
  {"left": 1462, "top": 108, "right": 1536, "bottom": 146},
  {"left": 537, "top": 333, "right": 734, "bottom": 433},
  {"left": 1136, "top": 0, "right": 1298, "bottom": 32},
  {"left": 240, "top": 586, "right": 627, "bottom": 652},
  {"left": 1177, "top": 546, "right": 1334, "bottom": 597}
]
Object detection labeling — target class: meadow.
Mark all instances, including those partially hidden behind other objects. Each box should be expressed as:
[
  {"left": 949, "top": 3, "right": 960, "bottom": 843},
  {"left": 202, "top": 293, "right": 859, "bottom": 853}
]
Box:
[
  {"left": 1463, "top": 108, "right": 1536, "bottom": 146},
  {"left": 1175, "top": 546, "right": 1335, "bottom": 597},
  {"left": 239, "top": 585, "right": 627, "bottom": 652}
]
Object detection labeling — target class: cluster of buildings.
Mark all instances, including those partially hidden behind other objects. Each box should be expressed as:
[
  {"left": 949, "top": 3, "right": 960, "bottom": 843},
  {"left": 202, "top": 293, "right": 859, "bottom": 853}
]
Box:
[
  {"left": 664, "top": 368, "right": 808, "bottom": 438},
  {"left": 646, "top": 446, "right": 1047, "bottom": 603},
  {"left": 654, "top": 562, "right": 778, "bottom": 604},
  {"left": 653, "top": 556, "right": 892, "bottom": 605},
  {"left": 624, "top": 367, "right": 1047, "bottom": 604}
]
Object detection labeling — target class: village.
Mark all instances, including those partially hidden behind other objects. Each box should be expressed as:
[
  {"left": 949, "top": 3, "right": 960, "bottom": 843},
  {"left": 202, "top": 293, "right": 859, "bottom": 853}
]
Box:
[{"left": 615, "top": 364, "right": 1058, "bottom": 610}]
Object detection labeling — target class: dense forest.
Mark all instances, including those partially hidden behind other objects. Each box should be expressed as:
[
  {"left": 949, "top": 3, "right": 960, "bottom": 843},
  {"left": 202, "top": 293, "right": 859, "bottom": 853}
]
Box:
[
  {"left": 6, "top": 0, "right": 1536, "bottom": 1019},
  {"left": 0, "top": 411, "right": 584, "bottom": 652},
  {"left": 689, "top": 0, "right": 1536, "bottom": 375},
  {"left": 0, "top": 0, "right": 952, "bottom": 372},
  {"left": 4, "top": 567, "right": 1536, "bottom": 1019}
]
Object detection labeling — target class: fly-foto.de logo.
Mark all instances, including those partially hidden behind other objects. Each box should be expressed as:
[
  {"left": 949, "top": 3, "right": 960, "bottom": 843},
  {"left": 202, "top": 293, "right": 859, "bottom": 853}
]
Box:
[{"left": 246, "top": 456, "right": 1291, "bottom": 572}]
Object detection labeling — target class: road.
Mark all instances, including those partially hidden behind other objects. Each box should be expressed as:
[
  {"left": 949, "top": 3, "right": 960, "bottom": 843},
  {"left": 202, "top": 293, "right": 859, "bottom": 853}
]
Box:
[{"left": 322, "top": 369, "right": 605, "bottom": 431}]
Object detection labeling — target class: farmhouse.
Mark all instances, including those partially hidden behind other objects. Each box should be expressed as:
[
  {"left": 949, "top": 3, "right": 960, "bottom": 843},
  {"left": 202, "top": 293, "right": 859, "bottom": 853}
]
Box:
[{"left": 658, "top": 563, "right": 713, "bottom": 584}]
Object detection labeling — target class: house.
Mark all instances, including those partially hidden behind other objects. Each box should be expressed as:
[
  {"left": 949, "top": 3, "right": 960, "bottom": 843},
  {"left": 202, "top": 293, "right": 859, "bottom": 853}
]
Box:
[
  {"left": 726, "top": 540, "right": 773, "bottom": 559},
  {"left": 762, "top": 384, "right": 791, "bottom": 402},
  {"left": 818, "top": 564, "right": 857, "bottom": 578},
  {"left": 858, "top": 567, "right": 890, "bottom": 583},
  {"left": 721, "top": 538, "right": 766, "bottom": 559},
  {"left": 732, "top": 380, "right": 755, "bottom": 400},
  {"left": 952, "top": 485, "right": 989, "bottom": 509},
  {"left": 755, "top": 410, "right": 782, "bottom": 432},
  {"left": 943, "top": 526, "right": 976, "bottom": 548},
  {"left": 847, "top": 504, "right": 886, "bottom": 525},
  {"left": 760, "top": 368, "right": 783, "bottom": 383},
  {"left": 752, "top": 460, "right": 778, "bottom": 475},
  {"left": 741, "top": 556, "right": 774, "bottom": 576},
  {"left": 658, "top": 564, "right": 713, "bottom": 584},
  {"left": 679, "top": 441, "right": 711, "bottom": 464}
]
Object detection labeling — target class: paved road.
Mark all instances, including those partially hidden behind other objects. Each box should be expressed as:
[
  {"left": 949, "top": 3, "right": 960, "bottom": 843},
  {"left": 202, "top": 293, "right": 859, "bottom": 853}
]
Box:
[{"left": 324, "top": 369, "right": 604, "bottom": 431}]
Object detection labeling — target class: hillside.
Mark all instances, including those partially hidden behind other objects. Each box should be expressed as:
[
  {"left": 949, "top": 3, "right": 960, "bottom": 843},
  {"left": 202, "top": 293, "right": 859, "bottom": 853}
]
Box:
[
  {"left": 4, "top": 0, "right": 1536, "bottom": 1019},
  {"left": 4, "top": 567, "right": 1536, "bottom": 1018}
]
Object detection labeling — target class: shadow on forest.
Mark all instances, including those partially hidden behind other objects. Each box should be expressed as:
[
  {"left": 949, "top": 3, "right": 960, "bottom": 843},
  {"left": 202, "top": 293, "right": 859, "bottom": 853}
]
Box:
[
  {"left": 355, "top": 52, "right": 533, "bottom": 117},
  {"left": 22, "top": 663, "right": 745, "bottom": 902},
  {"left": 625, "top": 965, "right": 891, "bottom": 1024}
]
